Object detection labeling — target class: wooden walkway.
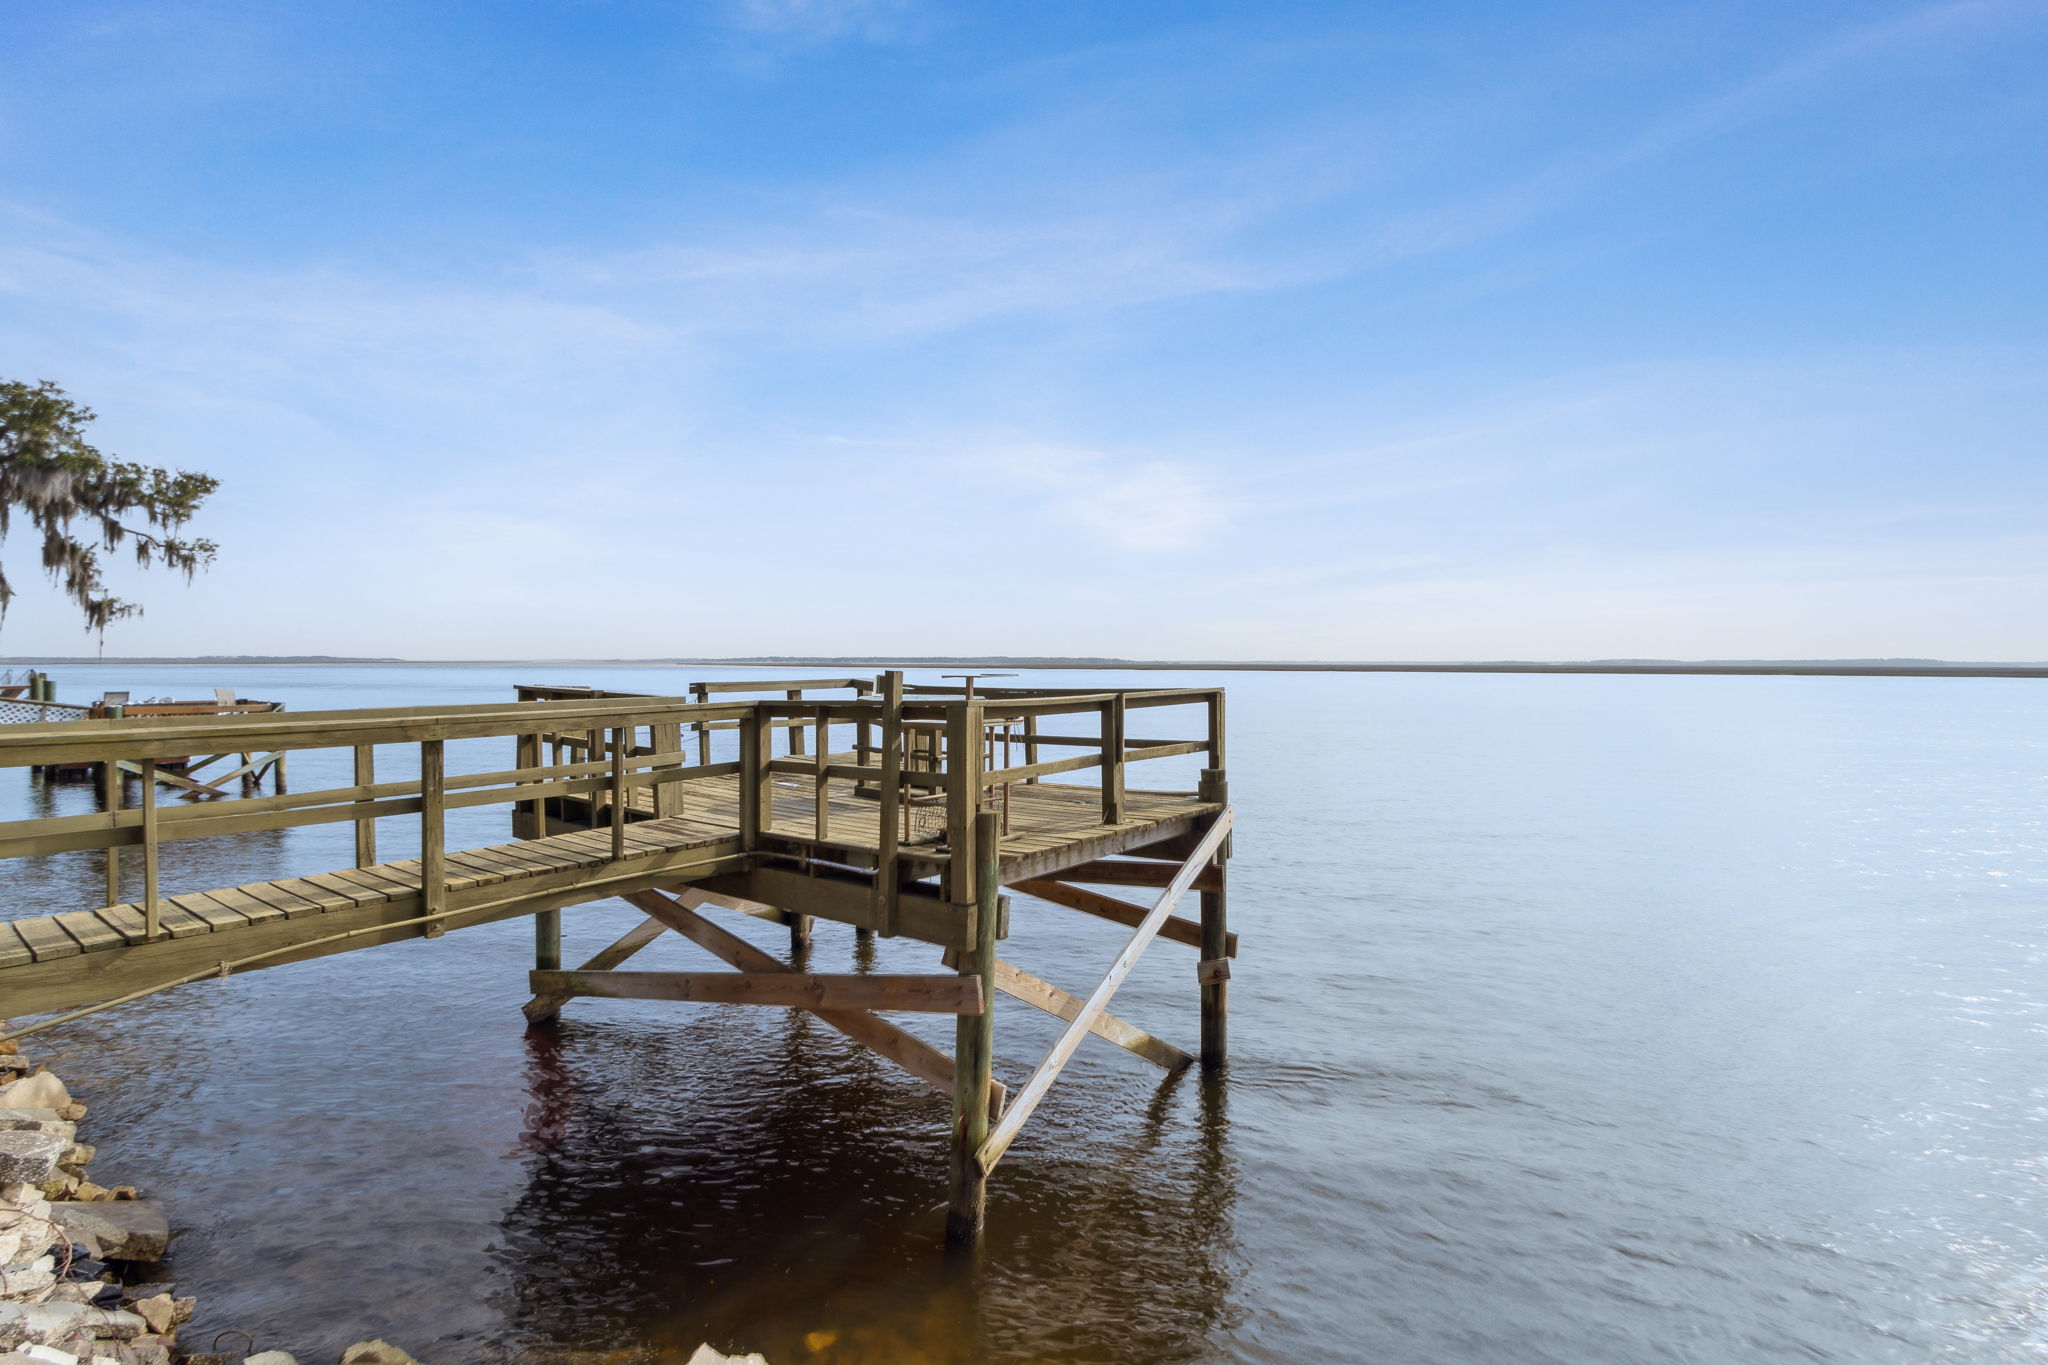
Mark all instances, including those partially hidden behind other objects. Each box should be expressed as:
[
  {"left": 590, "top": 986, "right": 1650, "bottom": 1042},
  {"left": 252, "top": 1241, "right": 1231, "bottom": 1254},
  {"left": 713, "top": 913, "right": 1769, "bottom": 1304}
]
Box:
[
  {"left": 0, "top": 674, "right": 1234, "bottom": 1245},
  {"left": 0, "top": 776, "right": 1215, "bottom": 1008}
]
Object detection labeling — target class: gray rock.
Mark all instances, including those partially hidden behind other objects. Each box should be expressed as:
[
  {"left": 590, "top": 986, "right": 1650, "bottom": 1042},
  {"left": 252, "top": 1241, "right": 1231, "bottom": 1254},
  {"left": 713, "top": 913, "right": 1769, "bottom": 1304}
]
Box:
[
  {"left": 0, "top": 1076, "right": 69, "bottom": 1113},
  {"left": 47, "top": 1285, "right": 119, "bottom": 1310},
  {"left": 46, "top": 1204, "right": 168, "bottom": 1263},
  {"left": 338, "top": 1344, "right": 424, "bottom": 1365},
  {"left": 70, "top": 1312, "right": 142, "bottom": 1344},
  {"left": 97, "top": 1342, "right": 169, "bottom": 1365},
  {"left": 0, "top": 1303, "right": 89, "bottom": 1349},
  {"left": 110, "top": 1289, "right": 168, "bottom": 1309},
  {"left": 242, "top": 1353, "right": 299, "bottom": 1365},
  {"left": 0, "top": 1254, "right": 56, "bottom": 1295},
  {"left": 0, "top": 1133, "right": 64, "bottom": 1186},
  {"left": 0, "top": 1211, "right": 59, "bottom": 1267},
  {"left": 0, "top": 1114, "right": 69, "bottom": 1138}
]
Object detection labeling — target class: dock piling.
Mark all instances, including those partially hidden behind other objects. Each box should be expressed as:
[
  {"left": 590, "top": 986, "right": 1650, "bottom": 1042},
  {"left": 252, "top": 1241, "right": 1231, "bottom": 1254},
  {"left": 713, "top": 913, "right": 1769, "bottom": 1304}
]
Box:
[
  {"left": 1198, "top": 768, "right": 1230, "bottom": 1069},
  {"left": 948, "top": 810, "right": 1001, "bottom": 1245}
]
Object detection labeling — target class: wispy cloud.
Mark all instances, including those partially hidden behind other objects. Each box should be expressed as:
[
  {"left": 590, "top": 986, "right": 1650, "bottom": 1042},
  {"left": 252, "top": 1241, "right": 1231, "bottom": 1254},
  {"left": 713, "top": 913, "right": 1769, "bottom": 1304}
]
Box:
[{"left": 723, "top": 0, "right": 924, "bottom": 45}]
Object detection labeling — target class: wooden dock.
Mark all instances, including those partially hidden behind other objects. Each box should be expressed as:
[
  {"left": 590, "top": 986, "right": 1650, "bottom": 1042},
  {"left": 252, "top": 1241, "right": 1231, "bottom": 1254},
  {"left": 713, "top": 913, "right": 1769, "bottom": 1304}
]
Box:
[{"left": 0, "top": 674, "right": 1234, "bottom": 1242}]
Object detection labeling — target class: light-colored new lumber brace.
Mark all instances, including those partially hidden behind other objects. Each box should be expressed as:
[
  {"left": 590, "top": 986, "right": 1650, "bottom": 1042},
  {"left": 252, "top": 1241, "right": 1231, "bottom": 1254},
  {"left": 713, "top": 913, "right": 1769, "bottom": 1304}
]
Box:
[{"left": 976, "top": 809, "right": 1232, "bottom": 1173}]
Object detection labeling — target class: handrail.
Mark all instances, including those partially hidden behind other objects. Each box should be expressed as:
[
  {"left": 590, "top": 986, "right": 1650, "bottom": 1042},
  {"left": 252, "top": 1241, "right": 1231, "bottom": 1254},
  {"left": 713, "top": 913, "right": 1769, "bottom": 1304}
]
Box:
[{"left": 0, "top": 678, "right": 1225, "bottom": 946}]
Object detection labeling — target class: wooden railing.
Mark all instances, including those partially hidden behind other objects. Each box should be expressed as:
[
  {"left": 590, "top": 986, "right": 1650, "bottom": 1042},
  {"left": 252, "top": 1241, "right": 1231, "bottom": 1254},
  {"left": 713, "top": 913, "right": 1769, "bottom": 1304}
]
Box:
[{"left": 0, "top": 678, "right": 1224, "bottom": 943}]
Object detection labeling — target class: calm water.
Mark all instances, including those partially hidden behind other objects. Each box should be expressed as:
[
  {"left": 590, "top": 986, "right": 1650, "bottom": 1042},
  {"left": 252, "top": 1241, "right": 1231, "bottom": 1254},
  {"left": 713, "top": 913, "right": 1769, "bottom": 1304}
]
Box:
[{"left": 3, "top": 665, "right": 2044, "bottom": 1363}]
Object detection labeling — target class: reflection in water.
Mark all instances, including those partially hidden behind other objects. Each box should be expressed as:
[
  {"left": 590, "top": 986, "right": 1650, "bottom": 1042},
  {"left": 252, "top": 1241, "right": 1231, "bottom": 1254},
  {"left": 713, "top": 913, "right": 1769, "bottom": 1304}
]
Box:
[{"left": 496, "top": 1014, "right": 1240, "bottom": 1364}]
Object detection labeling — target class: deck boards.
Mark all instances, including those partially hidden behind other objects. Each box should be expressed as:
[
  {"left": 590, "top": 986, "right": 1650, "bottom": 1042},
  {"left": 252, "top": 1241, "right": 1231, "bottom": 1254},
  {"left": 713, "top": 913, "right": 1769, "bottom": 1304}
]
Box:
[{"left": 0, "top": 777, "right": 1216, "bottom": 989}]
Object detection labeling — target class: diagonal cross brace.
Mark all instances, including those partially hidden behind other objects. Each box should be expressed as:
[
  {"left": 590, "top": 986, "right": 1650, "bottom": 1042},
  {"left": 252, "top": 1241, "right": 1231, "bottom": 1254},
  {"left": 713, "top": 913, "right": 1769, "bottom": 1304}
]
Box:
[
  {"left": 977, "top": 808, "right": 1233, "bottom": 1172},
  {"left": 622, "top": 887, "right": 1006, "bottom": 1118}
]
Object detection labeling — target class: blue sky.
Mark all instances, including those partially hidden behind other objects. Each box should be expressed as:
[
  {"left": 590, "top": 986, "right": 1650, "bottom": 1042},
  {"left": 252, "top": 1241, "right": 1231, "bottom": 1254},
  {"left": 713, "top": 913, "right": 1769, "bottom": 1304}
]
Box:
[{"left": 0, "top": 0, "right": 2042, "bottom": 660}]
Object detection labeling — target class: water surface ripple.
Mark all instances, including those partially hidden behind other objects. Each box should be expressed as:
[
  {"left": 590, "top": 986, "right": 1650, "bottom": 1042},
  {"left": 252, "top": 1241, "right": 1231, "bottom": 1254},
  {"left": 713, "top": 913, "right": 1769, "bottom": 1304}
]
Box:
[{"left": 5, "top": 666, "right": 2043, "bottom": 1362}]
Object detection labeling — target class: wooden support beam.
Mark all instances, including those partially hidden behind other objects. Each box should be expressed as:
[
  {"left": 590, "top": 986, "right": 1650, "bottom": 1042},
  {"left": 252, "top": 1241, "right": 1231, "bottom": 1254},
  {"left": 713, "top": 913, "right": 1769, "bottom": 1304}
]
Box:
[
  {"left": 978, "top": 809, "right": 1232, "bottom": 1173},
  {"left": 948, "top": 810, "right": 1002, "bottom": 1245},
  {"left": 1010, "top": 878, "right": 1236, "bottom": 958},
  {"left": 100, "top": 761, "right": 120, "bottom": 907},
  {"left": 420, "top": 739, "right": 446, "bottom": 934},
  {"left": 945, "top": 701, "right": 984, "bottom": 903},
  {"left": 139, "top": 759, "right": 159, "bottom": 940},
  {"left": 114, "top": 760, "right": 223, "bottom": 798},
  {"left": 1039, "top": 858, "right": 1224, "bottom": 893},
  {"left": 608, "top": 726, "right": 628, "bottom": 861},
  {"left": 702, "top": 862, "right": 978, "bottom": 950},
  {"left": 353, "top": 745, "right": 377, "bottom": 866},
  {"left": 945, "top": 949, "right": 1190, "bottom": 1072},
  {"left": 187, "top": 751, "right": 286, "bottom": 791},
  {"left": 1198, "top": 769, "right": 1230, "bottom": 1069},
  {"left": 1099, "top": 695, "right": 1125, "bottom": 825},
  {"left": 529, "top": 968, "right": 985, "bottom": 1013},
  {"left": 875, "top": 669, "right": 904, "bottom": 936},
  {"left": 621, "top": 888, "right": 1005, "bottom": 1115},
  {"left": 523, "top": 914, "right": 667, "bottom": 1023}
]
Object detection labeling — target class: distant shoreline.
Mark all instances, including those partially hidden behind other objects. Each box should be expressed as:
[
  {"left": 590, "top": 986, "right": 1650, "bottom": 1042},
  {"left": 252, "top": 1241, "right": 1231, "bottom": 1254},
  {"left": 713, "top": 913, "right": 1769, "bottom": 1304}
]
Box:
[{"left": 4, "top": 656, "right": 2045, "bottom": 679}]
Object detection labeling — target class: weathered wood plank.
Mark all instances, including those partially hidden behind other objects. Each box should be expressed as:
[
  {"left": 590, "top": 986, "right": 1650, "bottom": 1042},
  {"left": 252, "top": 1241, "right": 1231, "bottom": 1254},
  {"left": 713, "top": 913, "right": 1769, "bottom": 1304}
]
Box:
[
  {"left": 1010, "top": 878, "right": 1237, "bottom": 957},
  {"left": 50, "top": 910, "right": 126, "bottom": 953},
  {"left": 943, "top": 950, "right": 1190, "bottom": 1072},
  {"left": 194, "top": 888, "right": 287, "bottom": 927},
  {"left": 15, "top": 914, "right": 84, "bottom": 961},
  {"left": 233, "top": 880, "right": 330, "bottom": 920},
  {"left": 166, "top": 893, "right": 252, "bottom": 932},
  {"left": 621, "top": 888, "right": 1004, "bottom": 1115},
  {"left": 522, "top": 915, "right": 670, "bottom": 1023},
  {"left": 0, "top": 920, "right": 40, "bottom": 967},
  {"left": 1040, "top": 858, "right": 1224, "bottom": 893},
  {"left": 529, "top": 969, "right": 985, "bottom": 1014}
]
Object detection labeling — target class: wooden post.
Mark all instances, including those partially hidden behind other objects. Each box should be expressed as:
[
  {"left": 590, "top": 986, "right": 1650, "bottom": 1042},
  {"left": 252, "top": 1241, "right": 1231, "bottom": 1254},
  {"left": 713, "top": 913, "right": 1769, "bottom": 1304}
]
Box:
[
  {"left": 945, "top": 701, "right": 985, "bottom": 901},
  {"left": 856, "top": 688, "right": 874, "bottom": 790},
  {"left": 651, "top": 722, "right": 681, "bottom": 817},
  {"left": 1099, "top": 695, "right": 1126, "bottom": 826},
  {"left": 420, "top": 739, "right": 446, "bottom": 934},
  {"left": 1023, "top": 714, "right": 1039, "bottom": 785},
  {"left": 1206, "top": 690, "right": 1226, "bottom": 772},
  {"left": 100, "top": 761, "right": 121, "bottom": 906},
  {"left": 814, "top": 710, "right": 830, "bottom": 842},
  {"left": 513, "top": 734, "right": 538, "bottom": 838},
  {"left": 354, "top": 745, "right": 378, "bottom": 865},
  {"left": 140, "top": 758, "right": 159, "bottom": 939},
  {"left": 1198, "top": 769, "right": 1229, "bottom": 1069},
  {"left": 876, "top": 671, "right": 904, "bottom": 936},
  {"left": 609, "top": 726, "right": 628, "bottom": 861},
  {"left": 692, "top": 684, "right": 712, "bottom": 766},
  {"left": 535, "top": 908, "right": 562, "bottom": 978},
  {"left": 787, "top": 689, "right": 805, "bottom": 756},
  {"left": 947, "top": 810, "right": 1001, "bottom": 1244},
  {"left": 585, "top": 728, "right": 603, "bottom": 828},
  {"left": 740, "top": 705, "right": 769, "bottom": 848},
  {"left": 274, "top": 750, "right": 288, "bottom": 794}
]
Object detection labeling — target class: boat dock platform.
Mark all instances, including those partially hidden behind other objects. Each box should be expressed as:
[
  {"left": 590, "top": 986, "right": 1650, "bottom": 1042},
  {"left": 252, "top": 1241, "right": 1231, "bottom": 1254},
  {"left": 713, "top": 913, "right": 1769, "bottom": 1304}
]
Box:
[{"left": 0, "top": 674, "right": 1234, "bottom": 1242}]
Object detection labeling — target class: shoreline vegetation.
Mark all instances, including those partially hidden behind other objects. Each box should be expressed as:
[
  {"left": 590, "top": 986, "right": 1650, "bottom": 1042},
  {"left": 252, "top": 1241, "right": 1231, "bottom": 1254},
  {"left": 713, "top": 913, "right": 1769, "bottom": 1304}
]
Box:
[{"left": 0, "top": 657, "right": 2042, "bottom": 678}]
